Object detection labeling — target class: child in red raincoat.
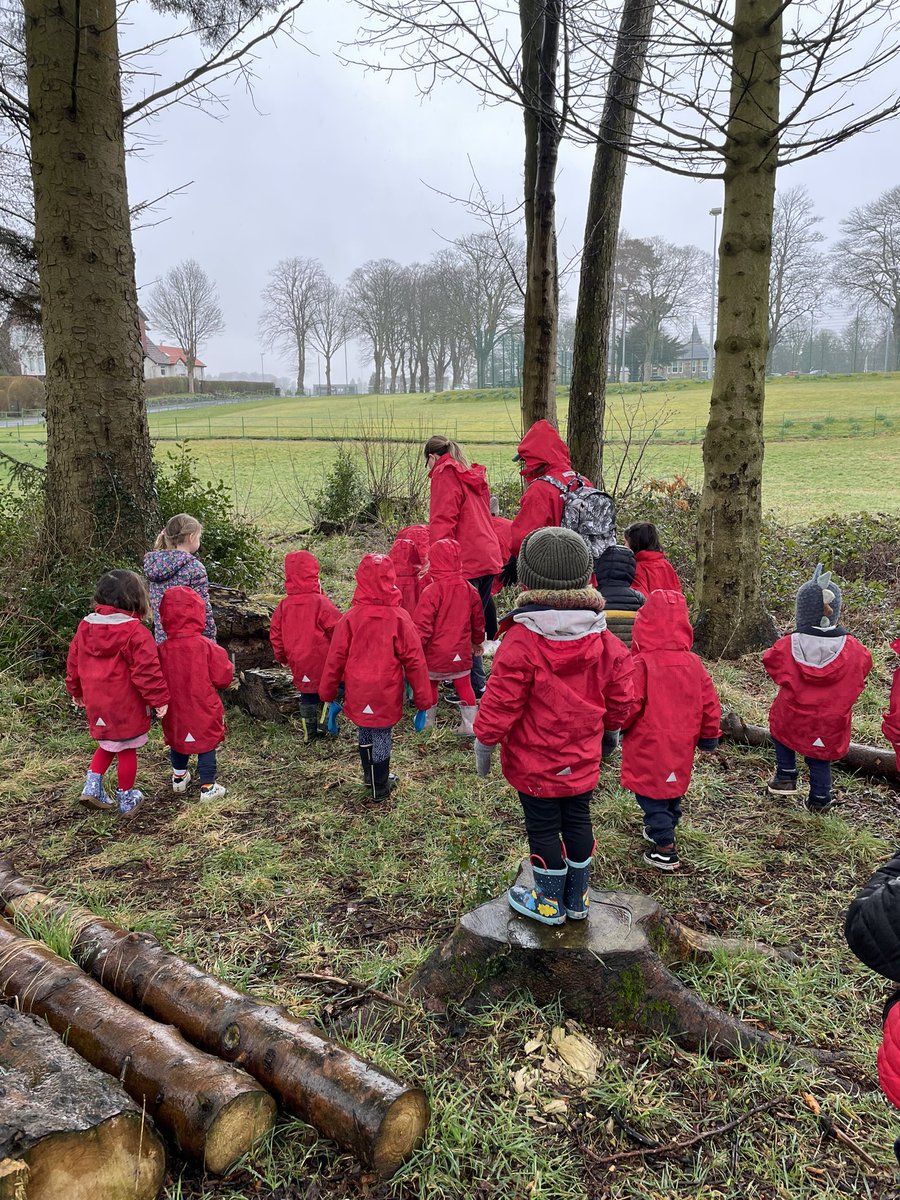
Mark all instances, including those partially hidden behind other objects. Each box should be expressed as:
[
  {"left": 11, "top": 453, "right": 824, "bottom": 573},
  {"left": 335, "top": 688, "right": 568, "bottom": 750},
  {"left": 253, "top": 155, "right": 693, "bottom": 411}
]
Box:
[
  {"left": 65, "top": 570, "right": 169, "bottom": 818},
  {"left": 620, "top": 590, "right": 721, "bottom": 872},
  {"left": 474, "top": 528, "right": 634, "bottom": 926},
  {"left": 388, "top": 536, "right": 424, "bottom": 616},
  {"left": 763, "top": 563, "right": 872, "bottom": 811},
  {"left": 414, "top": 538, "right": 485, "bottom": 737},
  {"left": 884, "top": 638, "right": 900, "bottom": 762},
  {"left": 158, "top": 587, "right": 234, "bottom": 801},
  {"left": 623, "top": 522, "right": 683, "bottom": 596},
  {"left": 319, "top": 554, "right": 432, "bottom": 801},
  {"left": 270, "top": 551, "right": 342, "bottom": 743}
]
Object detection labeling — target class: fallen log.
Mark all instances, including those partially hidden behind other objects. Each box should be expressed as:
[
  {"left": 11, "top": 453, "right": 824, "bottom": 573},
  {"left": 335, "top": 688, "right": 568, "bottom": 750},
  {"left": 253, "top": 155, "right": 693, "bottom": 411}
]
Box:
[
  {"left": 209, "top": 584, "right": 276, "bottom": 673},
  {"left": 235, "top": 666, "right": 301, "bottom": 723},
  {"left": 0, "top": 1006, "right": 166, "bottom": 1200},
  {"left": 0, "top": 920, "right": 276, "bottom": 1174},
  {"left": 721, "top": 711, "right": 898, "bottom": 782},
  {"left": 408, "top": 861, "right": 833, "bottom": 1066},
  {"left": 0, "top": 863, "right": 429, "bottom": 1179}
]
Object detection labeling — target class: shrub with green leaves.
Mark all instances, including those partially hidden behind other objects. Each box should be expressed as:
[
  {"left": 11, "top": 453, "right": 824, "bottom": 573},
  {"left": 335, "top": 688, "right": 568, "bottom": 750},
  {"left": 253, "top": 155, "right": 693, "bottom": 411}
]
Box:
[
  {"left": 310, "top": 447, "right": 367, "bottom": 533},
  {"left": 155, "top": 444, "right": 272, "bottom": 589}
]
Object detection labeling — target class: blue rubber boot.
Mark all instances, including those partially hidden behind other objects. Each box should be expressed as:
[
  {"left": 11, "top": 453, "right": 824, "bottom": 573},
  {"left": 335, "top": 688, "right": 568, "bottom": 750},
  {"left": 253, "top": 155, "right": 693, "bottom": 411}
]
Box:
[
  {"left": 562, "top": 849, "right": 594, "bottom": 920},
  {"left": 508, "top": 856, "right": 567, "bottom": 926},
  {"left": 116, "top": 788, "right": 144, "bottom": 818},
  {"left": 80, "top": 770, "right": 115, "bottom": 811}
]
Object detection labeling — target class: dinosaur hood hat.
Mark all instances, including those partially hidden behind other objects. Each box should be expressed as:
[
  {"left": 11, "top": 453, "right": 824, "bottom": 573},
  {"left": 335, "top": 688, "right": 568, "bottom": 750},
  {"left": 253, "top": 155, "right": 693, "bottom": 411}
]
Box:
[{"left": 795, "top": 563, "right": 842, "bottom": 631}]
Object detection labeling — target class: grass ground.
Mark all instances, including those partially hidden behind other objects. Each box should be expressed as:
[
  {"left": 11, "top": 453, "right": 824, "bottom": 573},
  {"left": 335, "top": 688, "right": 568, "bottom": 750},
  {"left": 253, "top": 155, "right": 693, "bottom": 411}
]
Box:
[
  {"left": 2, "top": 377, "right": 899, "bottom": 526},
  {"left": 1, "top": 534, "right": 899, "bottom": 1199}
]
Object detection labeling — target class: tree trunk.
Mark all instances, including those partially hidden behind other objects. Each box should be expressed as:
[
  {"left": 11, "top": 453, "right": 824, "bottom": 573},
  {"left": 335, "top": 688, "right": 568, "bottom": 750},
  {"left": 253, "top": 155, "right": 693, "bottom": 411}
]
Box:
[
  {"left": 720, "top": 711, "right": 898, "bottom": 781},
  {"left": 408, "top": 862, "right": 826, "bottom": 1065},
  {"left": 892, "top": 302, "right": 900, "bottom": 371},
  {"left": 519, "top": 0, "right": 541, "bottom": 262},
  {"left": 0, "top": 866, "right": 430, "bottom": 1180},
  {"left": 209, "top": 585, "right": 276, "bottom": 673},
  {"left": 235, "top": 667, "right": 301, "bottom": 722},
  {"left": 186, "top": 364, "right": 195, "bottom": 394},
  {"left": 0, "top": 918, "right": 277, "bottom": 1174},
  {"left": 693, "top": 0, "right": 782, "bottom": 658},
  {"left": 568, "top": 0, "right": 655, "bottom": 482},
  {"left": 520, "top": 0, "right": 560, "bottom": 431},
  {"left": 296, "top": 336, "right": 306, "bottom": 396},
  {"left": 26, "top": 0, "right": 160, "bottom": 559},
  {"left": 0, "top": 1006, "right": 166, "bottom": 1200},
  {"left": 325, "top": 353, "right": 333, "bottom": 395}
]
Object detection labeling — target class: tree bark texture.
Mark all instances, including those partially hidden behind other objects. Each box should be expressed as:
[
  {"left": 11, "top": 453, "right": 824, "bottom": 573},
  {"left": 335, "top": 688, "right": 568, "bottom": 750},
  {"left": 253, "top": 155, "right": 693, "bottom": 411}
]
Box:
[
  {"left": 0, "top": 1006, "right": 166, "bottom": 1200},
  {"left": 25, "top": 0, "right": 160, "bottom": 560},
  {"left": 0, "top": 868, "right": 430, "bottom": 1180},
  {"left": 693, "top": 0, "right": 782, "bottom": 658},
  {"left": 235, "top": 667, "right": 300, "bottom": 723},
  {"left": 0, "top": 919, "right": 277, "bottom": 1174},
  {"left": 567, "top": 0, "right": 656, "bottom": 481},
  {"left": 519, "top": 0, "right": 541, "bottom": 261},
  {"left": 520, "top": 0, "right": 560, "bottom": 431},
  {"left": 409, "top": 862, "right": 809, "bottom": 1060},
  {"left": 720, "top": 711, "right": 898, "bottom": 782},
  {"left": 209, "top": 585, "right": 276, "bottom": 673}
]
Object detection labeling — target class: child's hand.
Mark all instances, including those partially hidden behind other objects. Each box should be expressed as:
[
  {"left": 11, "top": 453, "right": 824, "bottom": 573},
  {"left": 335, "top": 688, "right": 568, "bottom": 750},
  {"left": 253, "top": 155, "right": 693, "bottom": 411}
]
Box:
[
  {"left": 71, "top": 697, "right": 85, "bottom": 709},
  {"left": 155, "top": 705, "right": 168, "bottom": 718},
  {"left": 472, "top": 643, "right": 484, "bottom": 656}
]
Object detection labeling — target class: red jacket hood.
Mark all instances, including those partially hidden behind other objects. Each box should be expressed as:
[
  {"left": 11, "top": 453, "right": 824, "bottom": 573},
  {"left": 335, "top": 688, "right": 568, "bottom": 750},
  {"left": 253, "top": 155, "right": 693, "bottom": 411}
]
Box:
[
  {"left": 632, "top": 590, "right": 693, "bottom": 653},
  {"left": 516, "top": 419, "right": 572, "bottom": 480},
  {"left": 160, "top": 586, "right": 206, "bottom": 637},
  {"left": 352, "top": 554, "right": 402, "bottom": 607},
  {"left": 893, "top": 638, "right": 900, "bottom": 656},
  {"left": 284, "top": 551, "right": 321, "bottom": 595},
  {"left": 430, "top": 454, "right": 492, "bottom": 499},
  {"left": 79, "top": 605, "right": 143, "bottom": 657},
  {"left": 389, "top": 537, "right": 422, "bottom": 574},
  {"left": 428, "top": 538, "right": 463, "bottom": 579},
  {"left": 396, "top": 525, "right": 430, "bottom": 558}
]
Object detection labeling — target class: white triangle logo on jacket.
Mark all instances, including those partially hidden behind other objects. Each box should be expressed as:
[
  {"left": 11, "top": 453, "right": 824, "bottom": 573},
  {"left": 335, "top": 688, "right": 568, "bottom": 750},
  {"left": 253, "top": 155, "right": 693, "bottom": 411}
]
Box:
[
  {"left": 95, "top": 717, "right": 106, "bottom": 727},
  {"left": 666, "top": 771, "right": 677, "bottom": 783},
  {"left": 452, "top": 654, "right": 462, "bottom": 662},
  {"left": 302, "top": 675, "right": 311, "bottom": 683},
  {"left": 362, "top": 704, "right": 374, "bottom": 715},
  {"left": 185, "top": 733, "right": 195, "bottom": 743},
  {"left": 812, "top": 737, "right": 825, "bottom": 748}
]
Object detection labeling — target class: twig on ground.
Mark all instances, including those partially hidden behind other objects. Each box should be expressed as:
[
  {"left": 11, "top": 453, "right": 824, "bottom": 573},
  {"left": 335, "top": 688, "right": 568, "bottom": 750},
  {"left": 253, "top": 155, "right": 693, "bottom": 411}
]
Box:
[
  {"left": 584, "top": 1099, "right": 782, "bottom": 1165},
  {"left": 293, "top": 970, "right": 403, "bottom": 1007},
  {"left": 802, "top": 1092, "right": 882, "bottom": 1172}
]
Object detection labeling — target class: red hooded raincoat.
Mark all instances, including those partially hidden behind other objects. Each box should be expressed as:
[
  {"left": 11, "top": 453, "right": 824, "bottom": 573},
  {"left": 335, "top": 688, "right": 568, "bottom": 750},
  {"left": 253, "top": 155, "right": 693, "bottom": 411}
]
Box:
[
  {"left": 428, "top": 454, "right": 502, "bottom": 578},
  {"left": 511, "top": 420, "right": 592, "bottom": 556},
  {"left": 158, "top": 587, "right": 234, "bottom": 754},
  {"left": 65, "top": 606, "right": 169, "bottom": 741},
  {"left": 414, "top": 539, "right": 486, "bottom": 678},
  {"left": 270, "top": 552, "right": 342, "bottom": 692},
  {"left": 319, "top": 554, "right": 432, "bottom": 726},
  {"left": 620, "top": 590, "right": 721, "bottom": 799},
  {"left": 631, "top": 550, "right": 682, "bottom": 597},
  {"left": 389, "top": 537, "right": 424, "bottom": 615}
]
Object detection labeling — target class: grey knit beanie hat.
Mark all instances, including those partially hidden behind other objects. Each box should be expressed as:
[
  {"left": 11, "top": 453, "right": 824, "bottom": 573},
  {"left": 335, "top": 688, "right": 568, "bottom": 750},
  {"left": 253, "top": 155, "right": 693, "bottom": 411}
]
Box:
[
  {"left": 518, "top": 527, "right": 592, "bottom": 591},
  {"left": 795, "top": 562, "right": 842, "bottom": 630}
]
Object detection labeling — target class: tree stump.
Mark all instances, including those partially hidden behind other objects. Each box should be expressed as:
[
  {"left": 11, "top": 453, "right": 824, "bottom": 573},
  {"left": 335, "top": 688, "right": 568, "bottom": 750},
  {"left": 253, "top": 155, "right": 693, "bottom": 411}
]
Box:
[
  {"left": 0, "top": 1006, "right": 166, "bottom": 1200},
  {"left": 721, "top": 711, "right": 898, "bottom": 783},
  {"left": 235, "top": 667, "right": 301, "bottom": 723},
  {"left": 209, "top": 585, "right": 275, "bottom": 673},
  {"left": 410, "top": 861, "right": 801, "bottom": 1058}
]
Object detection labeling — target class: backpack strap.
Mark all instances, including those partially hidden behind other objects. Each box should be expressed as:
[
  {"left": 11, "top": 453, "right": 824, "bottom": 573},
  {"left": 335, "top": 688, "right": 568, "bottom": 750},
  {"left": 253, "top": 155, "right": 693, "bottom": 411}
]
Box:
[{"left": 538, "top": 473, "right": 583, "bottom": 494}]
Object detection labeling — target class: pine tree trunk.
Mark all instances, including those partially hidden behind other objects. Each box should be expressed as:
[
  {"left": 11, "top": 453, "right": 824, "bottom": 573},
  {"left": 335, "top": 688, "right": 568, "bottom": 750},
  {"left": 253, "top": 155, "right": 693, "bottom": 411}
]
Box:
[
  {"left": 0, "top": 918, "right": 277, "bottom": 1174},
  {"left": 520, "top": 0, "right": 560, "bottom": 431},
  {"left": 693, "top": 0, "right": 782, "bottom": 658},
  {"left": 25, "top": 0, "right": 160, "bottom": 559},
  {"left": 568, "top": 0, "right": 655, "bottom": 481},
  {"left": 0, "top": 1007, "right": 167, "bottom": 1200},
  {"left": 0, "top": 865, "right": 430, "bottom": 1180}
]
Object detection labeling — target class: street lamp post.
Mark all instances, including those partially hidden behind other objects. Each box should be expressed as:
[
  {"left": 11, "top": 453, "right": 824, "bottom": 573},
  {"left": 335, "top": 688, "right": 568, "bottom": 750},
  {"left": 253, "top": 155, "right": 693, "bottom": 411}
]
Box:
[{"left": 708, "top": 206, "right": 722, "bottom": 379}]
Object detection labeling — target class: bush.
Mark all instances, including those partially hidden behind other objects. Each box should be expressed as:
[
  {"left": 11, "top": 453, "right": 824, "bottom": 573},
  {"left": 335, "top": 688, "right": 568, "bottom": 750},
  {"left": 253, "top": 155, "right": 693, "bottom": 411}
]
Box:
[
  {"left": 7, "top": 375, "right": 44, "bottom": 414},
  {"left": 310, "top": 448, "right": 368, "bottom": 533},
  {"left": 155, "top": 445, "right": 273, "bottom": 590}
]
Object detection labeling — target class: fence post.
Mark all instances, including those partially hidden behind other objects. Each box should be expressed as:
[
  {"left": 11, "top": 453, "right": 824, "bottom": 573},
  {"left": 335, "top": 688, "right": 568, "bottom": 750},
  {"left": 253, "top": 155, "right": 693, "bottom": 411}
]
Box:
[
  {"left": 275, "top": 417, "right": 279, "bottom": 439},
  {"left": 241, "top": 416, "right": 245, "bottom": 438},
  {"left": 208, "top": 416, "right": 211, "bottom": 437},
  {"left": 873, "top": 407, "right": 878, "bottom": 436}
]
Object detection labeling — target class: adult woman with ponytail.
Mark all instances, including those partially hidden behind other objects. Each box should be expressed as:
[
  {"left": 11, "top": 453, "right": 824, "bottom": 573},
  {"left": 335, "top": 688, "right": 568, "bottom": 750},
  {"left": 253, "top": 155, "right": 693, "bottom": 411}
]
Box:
[{"left": 424, "top": 435, "right": 502, "bottom": 697}]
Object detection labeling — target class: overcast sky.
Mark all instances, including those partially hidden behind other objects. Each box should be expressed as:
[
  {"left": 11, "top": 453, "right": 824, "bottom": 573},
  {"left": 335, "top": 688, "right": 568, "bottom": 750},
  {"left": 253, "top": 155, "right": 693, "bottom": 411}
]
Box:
[{"left": 124, "top": 0, "right": 900, "bottom": 383}]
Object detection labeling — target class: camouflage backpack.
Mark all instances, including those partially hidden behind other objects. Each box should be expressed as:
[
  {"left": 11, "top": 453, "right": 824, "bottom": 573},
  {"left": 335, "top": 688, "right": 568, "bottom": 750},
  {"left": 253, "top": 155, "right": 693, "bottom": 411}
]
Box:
[{"left": 539, "top": 473, "right": 617, "bottom": 561}]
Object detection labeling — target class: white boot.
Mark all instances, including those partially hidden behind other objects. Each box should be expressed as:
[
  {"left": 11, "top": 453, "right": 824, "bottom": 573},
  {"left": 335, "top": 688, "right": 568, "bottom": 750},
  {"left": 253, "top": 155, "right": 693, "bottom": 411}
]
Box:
[
  {"left": 423, "top": 704, "right": 439, "bottom": 729},
  {"left": 455, "top": 704, "right": 478, "bottom": 739}
]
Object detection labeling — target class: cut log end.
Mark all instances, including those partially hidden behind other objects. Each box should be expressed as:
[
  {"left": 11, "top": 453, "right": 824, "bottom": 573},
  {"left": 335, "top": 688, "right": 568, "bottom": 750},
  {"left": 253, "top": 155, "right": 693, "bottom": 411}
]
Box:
[
  {"left": 372, "top": 1089, "right": 430, "bottom": 1179},
  {"left": 25, "top": 1114, "right": 166, "bottom": 1200},
  {"left": 204, "top": 1090, "right": 278, "bottom": 1175}
]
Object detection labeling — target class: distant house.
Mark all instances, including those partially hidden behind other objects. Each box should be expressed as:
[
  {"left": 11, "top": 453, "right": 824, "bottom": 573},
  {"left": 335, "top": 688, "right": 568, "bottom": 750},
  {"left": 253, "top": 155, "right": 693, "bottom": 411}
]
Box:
[
  {"left": 9, "top": 324, "right": 45, "bottom": 376},
  {"left": 139, "top": 311, "right": 205, "bottom": 381},
  {"left": 667, "top": 322, "right": 711, "bottom": 379}
]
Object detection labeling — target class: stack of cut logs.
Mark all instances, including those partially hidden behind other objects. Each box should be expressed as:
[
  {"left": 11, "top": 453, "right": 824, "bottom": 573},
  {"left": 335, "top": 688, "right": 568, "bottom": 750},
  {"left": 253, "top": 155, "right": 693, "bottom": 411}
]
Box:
[{"left": 0, "top": 860, "right": 428, "bottom": 1200}]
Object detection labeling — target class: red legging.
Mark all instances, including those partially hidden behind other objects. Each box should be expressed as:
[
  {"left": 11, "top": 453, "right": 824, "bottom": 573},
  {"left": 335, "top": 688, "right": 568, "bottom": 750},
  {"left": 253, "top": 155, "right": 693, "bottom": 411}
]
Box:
[
  {"left": 90, "top": 747, "right": 137, "bottom": 791},
  {"left": 430, "top": 677, "right": 477, "bottom": 706}
]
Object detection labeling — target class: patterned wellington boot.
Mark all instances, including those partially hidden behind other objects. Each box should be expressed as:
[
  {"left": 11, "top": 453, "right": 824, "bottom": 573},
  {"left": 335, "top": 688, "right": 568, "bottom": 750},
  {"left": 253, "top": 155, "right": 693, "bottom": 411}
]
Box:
[
  {"left": 562, "top": 843, "right": 595, "bottom": 920},
  {"left": 116, "top": 788, "right": 144, "bottom": 818},
  {"left": 454, "top": 704, "right": 478, "bottom": 739},
  {"left": 508, "top": 856, "right": 567, "bottom": 926},
  {"left": 298, "top": 703, "right": 320, "bottom": 743},
  {"left": 79, "top": 770, "right": 115, "bottom": 811}
]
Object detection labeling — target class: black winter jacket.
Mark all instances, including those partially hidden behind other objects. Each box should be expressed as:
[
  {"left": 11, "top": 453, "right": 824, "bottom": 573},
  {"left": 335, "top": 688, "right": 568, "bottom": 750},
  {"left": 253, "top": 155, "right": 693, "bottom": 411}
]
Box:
[
  {"left": 595, "top": 545, "right": 645, "bottom": 649},
  {"left": 845, "top": 852, "right": 900, "bottom": 982}
]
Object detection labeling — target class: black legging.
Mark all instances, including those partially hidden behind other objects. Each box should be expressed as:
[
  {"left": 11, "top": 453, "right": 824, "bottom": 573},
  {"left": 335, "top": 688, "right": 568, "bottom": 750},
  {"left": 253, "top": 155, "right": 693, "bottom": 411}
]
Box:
[
  {"left": 518, "top": 791, "right": 594, "bottom": 869},
  {"left": 468, "top": 573, "right": 498, "bottom": 695}
]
